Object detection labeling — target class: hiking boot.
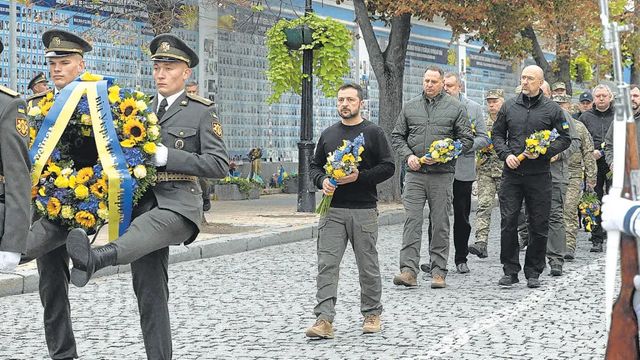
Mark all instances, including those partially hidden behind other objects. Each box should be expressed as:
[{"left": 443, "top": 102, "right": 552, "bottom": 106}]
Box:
[
  {"left": 393, "top": 271, "right": 417, "bottom": 287},
  {"left": 468, "top": 242, "right": 488, "bottom": 258},
  {"left": 564, "top": 250, "right": 575, "bottom": 262},
  {"left": 498, "top": 274, "right": 519, "bottom": 288},
  {"left": 590, "top": 242, "right": 603, "bottom": 252},
  {"left": 431, "top": 274, "right": 446, "bottom": 289},
  {"left": 456, "top": 263, "right": 470, "bottom": 274},
  {"left": 362, "top": 314, "right": 381, "bottom": 334},
  {"left": 305, "top": 319, "right": 334, "bottom": 339},
  {"left": 527, "top": 278, "right": 541, "bottom": 288},
  {"left": 550, "top": 264, "right": 563, "bottom": 276}
]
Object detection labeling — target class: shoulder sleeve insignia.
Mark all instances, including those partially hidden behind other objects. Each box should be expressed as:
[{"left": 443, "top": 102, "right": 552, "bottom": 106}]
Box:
[
  {"left": 17, "top": 104, "right": 26, "bottom": 114},
  {"left": 16, "top": 118, "right": 29, "bottom": 137},
  {"left": 187, "top": 93, "right": 213, "bottom": 106},
  {"left": 562, "top": 121, "right": 569, "bottom": 129},
  {"left": 212, "top": 121, "right": 223, "bottom": 139},
  {"left": 0, "top": 85, "right": 19, "bottom": 97}
]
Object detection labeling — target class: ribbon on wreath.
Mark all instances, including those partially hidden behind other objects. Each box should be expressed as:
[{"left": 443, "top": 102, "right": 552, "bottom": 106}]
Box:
[{"left": 29, "top": 74, "right": 134, "bottom": 240}]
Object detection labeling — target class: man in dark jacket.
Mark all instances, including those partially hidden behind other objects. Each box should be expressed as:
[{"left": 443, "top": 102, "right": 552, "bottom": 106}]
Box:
[
  {"left": 492, "top": 65, "right": 571, "bottom": 289},
  {"left": 578, "top": 84, "right": 614, "bottom": 252},
  {"left": 391, "top": 66, "right": 474, "bottom": 289}
]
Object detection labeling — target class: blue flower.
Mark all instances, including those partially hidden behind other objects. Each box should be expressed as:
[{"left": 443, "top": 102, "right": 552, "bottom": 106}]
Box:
[
  {"left": 53, "top": 188, "right": 70, "bottom": 200},
  {"left": 93, "top": 164, "right": 103, "bottom": 178},
  {"left": 77, "top": 96, "right": 90, "bottom": 115},
  {"left": 78, "top": 195, "right": 99, "bottom": 213},
  {"left": 123, "top": 148, "right": 144, "bottom": 166},
  {"left": 51, "top": 149, "right": 61, "bottom": 162}
]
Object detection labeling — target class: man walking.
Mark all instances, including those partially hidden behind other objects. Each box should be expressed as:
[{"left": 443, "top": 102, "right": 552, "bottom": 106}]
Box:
[
  {"left": 391, "top": 66, "right": 473, "bottom": 289},
  {"left": 0, "top": 39, "right": 32, "bottom": 272},
  {"left": 65, "top": 34, "right": 229, "bottom": 359},
  {"left": 492, "top": 65, "right": 570, "bottom": 289},
  {"left": 469, "top": 89, "right": 505, "bottom": 259},
  {"left": 578, "top": 84, "right": 614, "bottom": 252},
  {"left": 305, "top": 83, "right": 394, "bottom": 338}
]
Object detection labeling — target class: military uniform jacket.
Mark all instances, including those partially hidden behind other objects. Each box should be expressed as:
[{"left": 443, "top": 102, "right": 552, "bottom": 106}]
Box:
[
  {"left": 0, "top": 86, "right": 31, "bottom": 253},
  {"left": 477, "top": 115, "right": 503, "bottom": 177},
  {"left": 151, "top": 92, "right": 229, "bottom": 242},
  {"left": 570, "top": 119, "right": 596, "bottom": 182}
]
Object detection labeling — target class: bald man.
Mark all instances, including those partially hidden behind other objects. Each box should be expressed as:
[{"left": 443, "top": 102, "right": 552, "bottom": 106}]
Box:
[{"left": 492, "top": 65, "right": 571, "bottom": 289}]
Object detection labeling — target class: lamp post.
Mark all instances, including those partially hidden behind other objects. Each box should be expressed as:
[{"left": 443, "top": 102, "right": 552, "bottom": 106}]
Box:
[{"left": 297, "top": 0, "right": 315, "bottom": 212}]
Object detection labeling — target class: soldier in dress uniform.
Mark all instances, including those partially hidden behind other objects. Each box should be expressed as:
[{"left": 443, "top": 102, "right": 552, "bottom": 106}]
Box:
[
  {"left": 0, "top": 39, "right": 32, "bottom": 272},
  {"left": 21, "top": 29, "right": 93, "bottom": 360},
  {"left": 65, "top": 34, "right": 229, "bottom": 360},
  {"left": 27, "top": 72, "right": 50, "bottom": 95}
]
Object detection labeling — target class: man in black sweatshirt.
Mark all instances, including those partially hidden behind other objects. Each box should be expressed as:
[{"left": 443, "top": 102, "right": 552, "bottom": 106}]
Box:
[
  {"left": 578, "top": 84, "right": 614, "bottom": 252},
  {"left": 492, "top": 65, "right": 571, "bottom": 289},
  {"left": 305, "top": 83, "right": 395, "bottom": 339}
]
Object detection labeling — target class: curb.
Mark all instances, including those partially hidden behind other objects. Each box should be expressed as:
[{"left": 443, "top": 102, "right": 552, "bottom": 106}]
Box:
[{"left": 0, "top": 209, "right": 407, "bottom": 298}]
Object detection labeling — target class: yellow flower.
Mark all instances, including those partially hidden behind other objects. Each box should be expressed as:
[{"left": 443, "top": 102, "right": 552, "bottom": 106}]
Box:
[
  {"left": 333, "top": 168, "right": 346, "bottom": 179},
  {"left": 358, "top": 146, "right": 364, "bottom": 155},
  {"left": 338, "top": 140, "right": 348, "bottom": 151},
  {"left": 74, "top": 185, "right": 89, "bottom": 199},
  {"left": 136, "top": 100, "right": 148, "bottom": 112},
  {"left": 47, "top": 197, "right": 61, "bottom": 217},
  {"left": 81, "top": 72, "right": 103, "bottom": 81},
  {"left": 38, "top": 186, "right": 46, "bottom": 196},
  {"left": 325, "top": 165, "right": 334, "bottom": 175},
  {"left": 45, "top": 91, "right": 53, "bottom": 100},
  {"left": 46, "top": 163, "right": 62, "bottom": 178},
  {"left": 543, "top": 131, "right": 550, "bottom": 140},
  {"left": 80, "top": 114, "right": 91, "bottom": 125},
  {"left": 97, "top": 202, "right": 109, "bottom": 220},
  {"left": 38, "top": 96, "right": 53, "bottom": 116},
  {"left": 123, "top": 119, "right": 146, "bottom": 142},
  {"left": 134, "top": 91, "right": 145, "bottom": 100},
  {"left": 120, "top": 139, "right": 136, "bottom": 148},
  {"left": 75, "top": 211, "right": 96, "bottom": 228},
  {"left": 342, "top": 153, "right": 355, "bottom": 163},
  {"left": 35, "top": 200, "right": 45, "bottom": 212},
  {"left": 108, "top": 85, "right": 121, "bottom": 103},
  {"left": 76, "top": 167, "right": 94, "bottom": 184},
  {"left": 147, "top": 125, "right": 160, "bottom": 140},
  {"left": 61, "top": 205, "right": 74, "bottom": 219},
  {"left": 133, "top": 165, "right": 147, "bottom": 179},
  {"left": 54, "top": 176, "right": 70, "bottom": 188},
  {"left": 143, "top": 142, "right": 157, "bottom": 155},
  {"left": 119, "top": 98, "right": 139, "bottom": 120},
  {"left": 147, "top": 113, "right": 158, "bottom": 125},
  {"left": 431, "top": 151, "right": 440, "bottom": 159},
  {"left": 28, "top": 106, "right": 41, "bottom": 117},
  {"left": 68, "top": 175, "right": 77, "bottom": 189},
  {"left": 29, "top": 127, "right": 36, "bottom": 146},
  {"left": 91, "top": 179, "right": 108, "bottom": 199}
]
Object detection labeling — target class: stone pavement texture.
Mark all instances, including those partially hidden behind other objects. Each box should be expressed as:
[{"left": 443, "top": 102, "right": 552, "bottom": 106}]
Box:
[{"left": 0, "top": 203, "right": 607, "bottom": 359}]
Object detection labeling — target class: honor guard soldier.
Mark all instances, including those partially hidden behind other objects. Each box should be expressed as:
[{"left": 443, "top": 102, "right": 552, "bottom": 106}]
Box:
[
  {"left": 66, "top": 33, "right": 229, "bottom": 359},
  {"left": 27, "top": 72, "right": 50, "bottom": 95},
  {"left": 0, "top": 39, "right": 32, "bottom": 272}
]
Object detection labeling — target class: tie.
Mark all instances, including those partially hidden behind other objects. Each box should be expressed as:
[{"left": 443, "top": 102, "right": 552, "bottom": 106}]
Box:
[{"left": 157, "top": 98, "right": 168, "bottom": 120}]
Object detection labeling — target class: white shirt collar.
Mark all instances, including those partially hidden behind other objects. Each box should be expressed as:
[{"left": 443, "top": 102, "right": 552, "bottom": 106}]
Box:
[{"left": 157, "top": 90, "right": 185, "bottom": 111}]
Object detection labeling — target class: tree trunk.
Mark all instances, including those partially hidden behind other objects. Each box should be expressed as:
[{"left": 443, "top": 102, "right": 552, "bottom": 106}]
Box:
[
  {"left": 555, "top": 32, "right": 573, "bottom": 95},
  {"left": 353, "top": 0, "right": 411, "bottom": 202},
  {"left": 521, "top": 26, "right": 553, "bottom": 79}
]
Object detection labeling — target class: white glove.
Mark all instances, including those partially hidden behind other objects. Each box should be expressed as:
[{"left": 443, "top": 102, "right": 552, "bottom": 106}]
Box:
[
  {"left": 153, "top": 143, "right": 168, "bottom": 167},
  {"left": 0, "top": 251, "right": 21, "bottom": 272},
  {"left": 601, "top": 194, "right": 639, "bottom": 234}
]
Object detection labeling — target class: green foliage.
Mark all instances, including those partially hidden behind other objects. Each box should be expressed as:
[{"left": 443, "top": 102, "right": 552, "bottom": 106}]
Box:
[
  {"left": 447, "top": 48, "right": 456, "bottom": 66},
  {"left": 570, "top": 55, "right": 593, "bottom": 83},
  {"left": 217, "top": 177, "right": 261, "bottom": 195},
  {"left": 265, "top": 13, "right": 353, "bottom": 104}
]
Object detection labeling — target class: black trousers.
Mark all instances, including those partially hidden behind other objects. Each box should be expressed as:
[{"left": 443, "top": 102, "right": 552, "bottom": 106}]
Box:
[
  {"left": 498, "top": 171, "right": 552, "bottom": 279},
  {"left": 591, "top": 158, "right": 611, "bottom": 243},
  {"left": 453, "top": 179, "right": 473, "bottom": 265}
]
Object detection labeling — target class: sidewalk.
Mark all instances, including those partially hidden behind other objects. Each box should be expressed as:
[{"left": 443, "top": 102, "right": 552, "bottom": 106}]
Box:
[{"left": 0, "top": 193, "right": 406, "bottom": 297}]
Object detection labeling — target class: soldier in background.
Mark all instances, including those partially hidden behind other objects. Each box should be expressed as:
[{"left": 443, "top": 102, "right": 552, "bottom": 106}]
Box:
[
  {"left": 27, "top": 72, "right": 50, "bottom": 95},
  {"left": 185, "top": 80, "right": 198, "bottom": 95},
  {"left": 469, "top": 89, "right": 504, "bottom": 259},
  {"left": 0, "top": 39, "right": 32, "bottom": 272},
  {"left": 552, "top": 82, "right": 567, "bottom": 96}
]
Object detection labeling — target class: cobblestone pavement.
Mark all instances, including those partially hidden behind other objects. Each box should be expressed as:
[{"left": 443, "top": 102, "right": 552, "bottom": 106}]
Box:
[{"left": 0, "top": 209, "right": 607, "bottom": 359}]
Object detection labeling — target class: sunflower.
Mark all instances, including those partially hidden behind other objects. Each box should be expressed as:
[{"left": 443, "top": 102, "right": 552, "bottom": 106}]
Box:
[
  {"left": 120, "top": 139, "right": 136, "bottom": 148},
  {"left": 123, "top": 119, "right": 146, "bottom": 143},
  {"left": 119, "top": 98, "right": 139, "bottom": 120},
  {"left": 90, "top": 178, "right": 108, "bottom": 199},
  {"left": 45, "top": 163, "right": 62, "bottom": 178},
  {"left": 76, "top": 167, "right": 94, "bottom": 184},
  {"left": 38, "top": 97, "right": 54, "bottom": 117},
  {"left": 75, "top": 211, "right": 96, "bottom": 228},
  {"left": 47, "top": 197, "right": 61, "bottom": 217}
]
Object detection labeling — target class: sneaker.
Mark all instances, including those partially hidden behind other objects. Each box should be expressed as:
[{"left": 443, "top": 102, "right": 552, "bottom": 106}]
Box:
[
  {"left": 456, "top": 263, "right": 470, "bottom": 274},
  {"left": 590, "top": 242, "right": 603, "bottom": 253},
  {"left": 527, "top": 278, "right": 541, "bottom": 288},
  {"left": 362, "top": 314, "right": 381, "bottom": 334},
  {"left": 305, "top": 319, "right": 334, "bottom": 339},
  {"left": 468, "top": 242, "right": 488, "bottom": 258},
  {"left": 498, "top": 274, "right": 519, "bottom": 288},
  {"left": 431, "top": 274, "right": 446, "bottom": 288},
  {"left": 550, "top": 264, "right": 562, "bottom": 276},
  {"left": 393, "top": 271, "right": 417, "bottom": 287}
]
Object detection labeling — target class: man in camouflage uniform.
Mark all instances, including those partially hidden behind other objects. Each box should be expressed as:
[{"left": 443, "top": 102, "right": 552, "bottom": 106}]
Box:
[
  {"left": 469, "top": 89, "right": 504, "bottom": 258},
  {"left": 558, "top": 95, "right": 596, "bottom": 261}
]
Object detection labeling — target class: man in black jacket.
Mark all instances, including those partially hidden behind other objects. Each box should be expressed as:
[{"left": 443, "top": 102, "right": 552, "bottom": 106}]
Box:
[
  {"left": 578, "top": 84, "right": 614, "bottom": 252},
  {"left": 492, "top": 65, "right": 571, "bottom": 289}
]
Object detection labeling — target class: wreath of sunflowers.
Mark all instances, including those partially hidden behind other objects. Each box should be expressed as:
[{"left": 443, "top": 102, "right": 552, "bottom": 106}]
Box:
[{"left": 28, "top": 75, "right": 160, "bottom": 233}]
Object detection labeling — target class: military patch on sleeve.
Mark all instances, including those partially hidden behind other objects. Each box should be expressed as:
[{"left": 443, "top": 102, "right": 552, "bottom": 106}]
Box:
[
  {"left": 17, "top": 104, "right": 26, "bottom": 114},
  {"left": 212, "top": 121, "right": 223, "bottom": 138},
  {"left": 562, "top": 121, "right": 569, "bottom": 129},
  {"left": 16, "top": 118, "right": 29, "bottom": 137}
]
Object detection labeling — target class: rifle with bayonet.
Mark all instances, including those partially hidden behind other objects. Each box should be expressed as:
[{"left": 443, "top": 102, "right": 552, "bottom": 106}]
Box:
[{"left": 599, "top": 0, "right": 640, "bottom": 358}]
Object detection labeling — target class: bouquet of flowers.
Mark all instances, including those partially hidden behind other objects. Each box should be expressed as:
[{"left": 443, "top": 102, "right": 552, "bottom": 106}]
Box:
[
  {"left": 315, "top": 133, "right": 365, "bottom": 216},
  {"left": 420, "top": 138, "right": 463, "bottom": 164},
  {"left": 578, "top": 191, "right": 601, "bottom": 232},
  {"left": 476, "top": 130, "right": 494, "bottom": 166},
  {"left": 516, "top": 128, "right": 559, "bottom": 161},
  {"left": 29, "top": 72, "right": 160, "bottom": 234}
]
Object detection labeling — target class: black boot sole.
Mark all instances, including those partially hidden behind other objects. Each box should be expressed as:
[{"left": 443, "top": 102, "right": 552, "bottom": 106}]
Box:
[{"left": 66, "top": 229, "right": 93, "bottom": 287}]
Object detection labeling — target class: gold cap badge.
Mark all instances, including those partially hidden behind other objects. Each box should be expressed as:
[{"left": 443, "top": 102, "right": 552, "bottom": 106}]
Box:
[{"left": 160, "top": 42, "right": 171, "bottom": 52}]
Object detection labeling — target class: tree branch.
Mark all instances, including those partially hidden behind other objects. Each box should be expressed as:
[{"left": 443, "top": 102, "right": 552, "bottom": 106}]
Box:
[
  {"left": 520, "top": 25, "right": 550, "bottom": 73},
  {"left": 386, "top": 13, "right": 411, "bottom": 73},
  {"left": 353, "top": 0, "right": 384, "bottom": 76}
]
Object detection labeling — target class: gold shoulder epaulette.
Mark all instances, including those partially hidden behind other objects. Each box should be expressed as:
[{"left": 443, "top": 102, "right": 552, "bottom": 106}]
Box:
[
  {"left": 186, "top": 93, "right": 213, "bottom": 106},
  {"left": 27, "top": 89, "right": 51, "bottom": 102},
  {"left": 0, "top": 85, "right": 19, "bottom": 97}
]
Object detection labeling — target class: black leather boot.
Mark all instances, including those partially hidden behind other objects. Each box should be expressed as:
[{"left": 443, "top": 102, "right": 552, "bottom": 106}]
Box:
[{"left": 66, "top": 228, "right": 118, "bottom": 287}]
